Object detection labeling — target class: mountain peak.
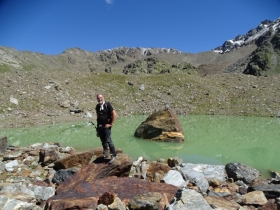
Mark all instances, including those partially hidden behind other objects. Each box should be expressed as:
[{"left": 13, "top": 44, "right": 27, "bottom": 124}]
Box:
[{"left": 213, "top": 17, "right": 280, "bottom": 54}]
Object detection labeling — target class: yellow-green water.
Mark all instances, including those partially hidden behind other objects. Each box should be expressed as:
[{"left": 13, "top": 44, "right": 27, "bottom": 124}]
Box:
[{"left": 1, "top": 115, "right": 280, "bottom": 178}]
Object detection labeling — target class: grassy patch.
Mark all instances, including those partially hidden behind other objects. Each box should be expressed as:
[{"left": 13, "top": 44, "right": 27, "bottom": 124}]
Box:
[{"left": 0, "top": 63, "right": 11, "bottom": 73}]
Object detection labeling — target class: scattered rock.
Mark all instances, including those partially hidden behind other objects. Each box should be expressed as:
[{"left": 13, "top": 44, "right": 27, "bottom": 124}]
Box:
[
  {"left": 225, "top": 162, "right": 261, "bottom": 184},
  {"left": 9, "top": 96, "right": 18, "bottom": 105}
]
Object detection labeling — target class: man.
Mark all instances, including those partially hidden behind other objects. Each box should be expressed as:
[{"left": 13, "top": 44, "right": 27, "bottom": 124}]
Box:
[{"left": 95, "top": 94, "right": 117, "bottom": 164}]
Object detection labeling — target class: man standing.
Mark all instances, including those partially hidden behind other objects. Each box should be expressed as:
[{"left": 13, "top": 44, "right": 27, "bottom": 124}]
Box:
[{"left": 95, "top": 94, "right": 117, "bottom": 164}]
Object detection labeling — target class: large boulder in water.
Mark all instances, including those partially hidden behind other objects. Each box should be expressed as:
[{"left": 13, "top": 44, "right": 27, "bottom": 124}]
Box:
[{"left": 134, "top": 108, "right": 184, "bottom": 142}]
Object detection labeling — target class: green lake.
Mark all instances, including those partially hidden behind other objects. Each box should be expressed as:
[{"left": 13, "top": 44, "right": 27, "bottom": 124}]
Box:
[{"left": 1, "top": 115, "right": 279, "bottom": 178}]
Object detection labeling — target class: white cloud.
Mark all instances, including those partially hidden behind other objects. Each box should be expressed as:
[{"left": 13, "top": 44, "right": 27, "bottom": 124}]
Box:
[{"left": 105, "top": 0, "right": 113, "bottom": 4}]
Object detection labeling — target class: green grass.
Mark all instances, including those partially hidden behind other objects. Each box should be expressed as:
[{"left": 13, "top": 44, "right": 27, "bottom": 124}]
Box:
[{"left": 0, "top": 63, "right": 11, "bottom": 73}]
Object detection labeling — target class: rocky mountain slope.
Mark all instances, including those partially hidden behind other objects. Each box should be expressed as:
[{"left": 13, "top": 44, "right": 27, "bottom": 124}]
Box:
[{"left": 1, "top": 17, "right": 280, "bottom": 128}]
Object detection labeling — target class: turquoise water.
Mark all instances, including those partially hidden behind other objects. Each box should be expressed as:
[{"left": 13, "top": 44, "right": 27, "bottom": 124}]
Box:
[{"left": 1, "top": 115, "right": 280, "bottom": 178}]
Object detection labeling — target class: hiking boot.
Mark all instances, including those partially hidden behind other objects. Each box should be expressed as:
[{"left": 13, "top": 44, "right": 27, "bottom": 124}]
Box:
[
  {"left": 103, "top": 150, "right": 109, "bottom": 158},
  {"left": 109, "top": 156, "right": 116, "bottom": 164}
]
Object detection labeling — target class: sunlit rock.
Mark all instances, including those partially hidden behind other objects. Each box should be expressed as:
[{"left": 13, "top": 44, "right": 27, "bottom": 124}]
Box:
[
  {"left": 205, "top": 196, "right": 242, "bottom": 209},
  {"left": 134, "top": 108, "right": 184, "bottom": 142},
  {"left": 242, "top": 190, "right": 268, "bottom": 205},
  {"left": 5, "top": 160, "right": 18, "bottom": 172},
  {"left": 161, "top": 170, "right": 186, "bottom": 188},
  {"left": 181, "top": 163, "right": 226, "bottom": 182},
  {"left": 46, "top": 176, "right": 178, "bottom": 210},
  {"left": 10, "top": 96, "right": 18, "bottom": 105},
  {"left": 167, "top": 188, "right": 212, "bottom": 210}
]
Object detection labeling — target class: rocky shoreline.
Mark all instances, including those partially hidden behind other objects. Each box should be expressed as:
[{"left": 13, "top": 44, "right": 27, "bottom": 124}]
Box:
[{"left": 1, "top": 138, "right": 280, "bottom": 210}]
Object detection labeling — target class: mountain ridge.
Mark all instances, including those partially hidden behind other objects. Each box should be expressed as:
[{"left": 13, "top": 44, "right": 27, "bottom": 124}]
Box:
[
  {"left": 1, "top": 17, "right": 279, "bottom": 76},
  {"left": 1, "top": 17, "right": 280, "bottom": 127}
]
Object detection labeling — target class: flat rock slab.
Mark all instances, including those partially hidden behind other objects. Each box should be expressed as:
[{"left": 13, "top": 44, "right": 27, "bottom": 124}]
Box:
[{"left": 46, "top": 176, "right": 179, "bottom": 210}]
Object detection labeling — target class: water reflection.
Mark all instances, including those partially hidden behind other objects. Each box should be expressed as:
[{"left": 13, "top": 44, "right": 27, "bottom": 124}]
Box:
[{"left": 1, "top": 115, "right": 280, "bottom": 178}]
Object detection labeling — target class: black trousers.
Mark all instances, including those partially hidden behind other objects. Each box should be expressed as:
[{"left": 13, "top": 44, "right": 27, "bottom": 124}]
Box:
[{"left": 98, "top": 127, "right": 116, "bottom": 157}]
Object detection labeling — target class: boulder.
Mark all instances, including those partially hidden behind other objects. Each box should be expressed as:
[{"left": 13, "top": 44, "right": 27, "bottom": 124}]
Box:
[
  {"left": 146, "top": 161, "right": 171, "bottom": 182},
  {"left": 39, "top": 149, "right": 59, "bottom": 167},
  {"left": 0, "top": 195, "right": 43, "bottom": 210},
  {"left": 160, "top": 170, "right": 186, "bottom": 188},
  {"left": 134, "top": 108, "right": 184, "bottom": 142},
  {"left": 46, "top": 176, "right": 179, "bottom": 210},
  {"left": 181, "top": 163, "right": 226, "bottom": 181},
  {"left": 166, "top": 188, "right": 213, "bottom": 210},
  {"left": 225, "top": 162, "right": 261, "bottom": 184},
  {"left": 128, "top": 192, "right": 162, "bottom": 210},
  {"left": 54, "top": 150, "right": 95, "bottom": 170},
  {"left": 181, "top": 167, "right": 209, "bottom": 193},
  {"left": 55, "top": 153, "right": 133, "bottom": 193},
  {"left": 52, "top": 168, "right": 78, "bottom": 185},
  {"left": 45, "top": 154, "right": 179, "bottom": 210},
  {"left": 242, "top": 190, "right": 268, "bottom": 205}
]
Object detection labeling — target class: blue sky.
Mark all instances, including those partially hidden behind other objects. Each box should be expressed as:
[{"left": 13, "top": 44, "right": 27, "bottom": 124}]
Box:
[{"left": 0, "top": 0, "right": 279, "bottom": 55}]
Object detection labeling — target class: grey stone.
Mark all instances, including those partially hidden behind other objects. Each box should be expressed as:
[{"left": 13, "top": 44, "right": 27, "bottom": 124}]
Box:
[
  {"left": 128, "top": 192, "right": 161, "bottom": 210},
  {"left": 5, "top": 160, "right": 19, "bottom": 172},
  {"left": 0, "top": 195, "right": 42, "bottom": 210},
  {"left": 52, "top": 168, "right": 76, "bottom": 185},
  {"left": 3, "top": 151, "right": 23, "bottom": 160},
  {"left": 181, "top": 167, "right": 209, "bottom": 193},
  {"left": 139, "top": 84, "right": 145, "bottom": 90},
  {"left": 161, "top": 170, "right": 186, "bottom": 188},
  {"left": 225, "top": 162, "right": 260, "bottom": 184},
  {"left": 181, "top": 163, "right": 225, "bottom": 181},
  {"left": 33, "top": 185, "right": 55, "bottom": 201},
  {"left": 0, "top": 183, "right": 35, "bottom": 197},
  {"left": 167, "top": 188, "right": 212, "bottom": 210}
]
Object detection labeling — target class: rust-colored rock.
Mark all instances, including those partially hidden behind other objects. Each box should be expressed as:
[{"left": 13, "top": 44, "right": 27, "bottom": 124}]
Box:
[
  {"left": 146, "top": 162, "right": 171, "bottom": 182},
  {"left": 56, "top": 153, "right": 133, "bottom": 193},
  {"left": 46, "top": 176, "right": 179, "bottom": 210},
  {"left": 98, "top": 191, "right": 117, "bottom": 205},
  {"left": 39, "top": 149, "right": 59, "bottom": 166},
  {"left": 205, "top": 196, "right": 241, "bottom": 210},
  {"left": 54, "top": 150, "right": 94, "bottom": 170},
  {"left": 45, "top": 153, "right": 178, "bottom": 210},
  {"left": 134, "top": 108, "right": 184, "bottom": 142},
  {"left": 260, "top": 200, "right": 277, "bottom": 210}
]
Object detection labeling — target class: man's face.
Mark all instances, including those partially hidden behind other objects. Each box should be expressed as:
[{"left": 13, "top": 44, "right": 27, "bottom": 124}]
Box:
[{"left": 96, "top": 95, "right": 104, "bottom": 104}]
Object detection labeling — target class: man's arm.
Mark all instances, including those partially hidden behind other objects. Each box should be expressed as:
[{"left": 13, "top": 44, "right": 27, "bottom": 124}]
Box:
[{"left": 111, "top": 110, "right": 117, "bottom": 126}]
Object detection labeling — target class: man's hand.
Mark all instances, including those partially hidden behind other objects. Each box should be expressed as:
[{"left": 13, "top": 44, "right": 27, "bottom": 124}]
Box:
[{"left": 105, "top": 124, "right": 112, "bottom": 128}]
